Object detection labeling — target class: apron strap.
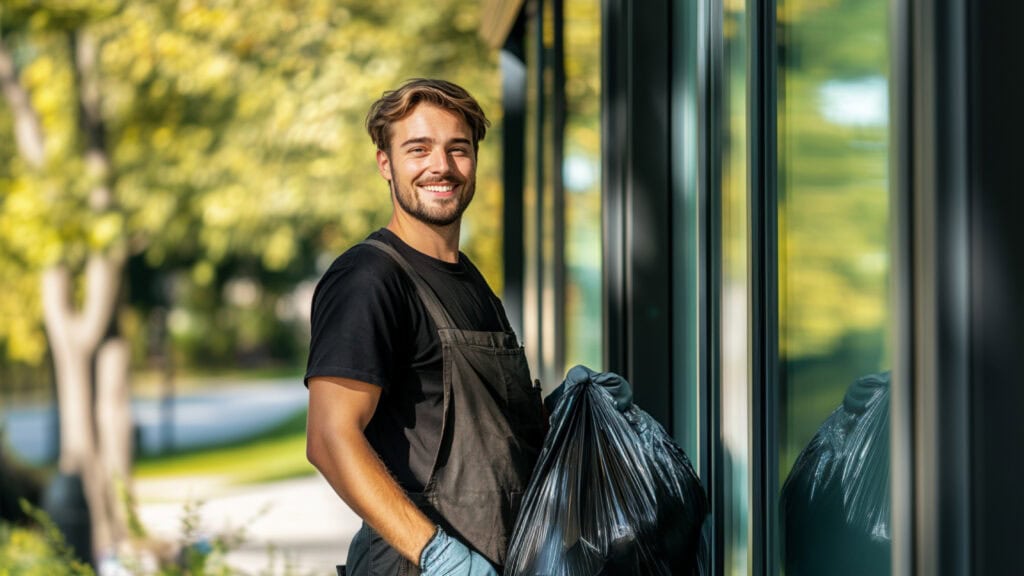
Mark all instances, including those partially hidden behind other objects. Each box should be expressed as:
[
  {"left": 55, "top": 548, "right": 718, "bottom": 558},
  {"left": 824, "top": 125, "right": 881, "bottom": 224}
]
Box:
[{"left": 362, "top": 239, "right": 457, "bottom": 331}]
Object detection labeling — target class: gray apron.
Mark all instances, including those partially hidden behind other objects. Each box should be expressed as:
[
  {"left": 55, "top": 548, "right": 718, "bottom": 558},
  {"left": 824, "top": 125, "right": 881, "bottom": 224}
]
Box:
[{"left": 346, "top": 239, "right": 546, "bottom": 575}]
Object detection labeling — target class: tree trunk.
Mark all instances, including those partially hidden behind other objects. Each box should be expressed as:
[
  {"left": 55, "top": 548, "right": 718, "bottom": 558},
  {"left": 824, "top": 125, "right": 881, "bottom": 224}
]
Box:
[
  {"left": 96, "top": 336, "right": 133, "bottom": 544},
  {"left": 42, "top": 252, "right": 127, "bottom": 559}
]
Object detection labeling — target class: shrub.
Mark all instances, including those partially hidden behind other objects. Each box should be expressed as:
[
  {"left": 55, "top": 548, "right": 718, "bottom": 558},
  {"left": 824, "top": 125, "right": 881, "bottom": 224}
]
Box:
[{"left": 0, "top": 502, "right": 93, "bottom": 576}]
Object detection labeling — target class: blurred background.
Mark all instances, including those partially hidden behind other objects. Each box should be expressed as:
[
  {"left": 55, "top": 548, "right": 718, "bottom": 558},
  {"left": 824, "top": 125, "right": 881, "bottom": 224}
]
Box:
[
  {"left": 0, "top": 1, "right": 505, "bottom": 574},
  {"left": 4, "top": 0, "right": 1022, "bottom": 574}
]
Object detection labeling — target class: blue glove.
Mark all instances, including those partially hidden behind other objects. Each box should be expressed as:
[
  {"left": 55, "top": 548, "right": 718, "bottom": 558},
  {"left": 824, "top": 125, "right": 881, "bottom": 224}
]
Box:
[
  {"left": 544, "top": 365, "right": 633, "bottom": 413},
  {"left": 419, "top": 527, "right": 498, "bottom": 576}
]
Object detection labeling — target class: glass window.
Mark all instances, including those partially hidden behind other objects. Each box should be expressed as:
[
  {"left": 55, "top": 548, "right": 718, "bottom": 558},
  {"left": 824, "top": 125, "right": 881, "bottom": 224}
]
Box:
[
  {"left": 521, "top": 0, "right": 601, "bottom": 388},
  {"left": 775, "top": 0, "right": 892, "bottom": 573},
  {"left": 536, "top": 0, "right": 558, "bottom": 387},
  {"left": 721, "top": 0, "right": 751, "bottom": 573},
  {"left": 522, "top": 0, "right": 542, "bottom": 382},
  {"left": 562, "top": 0, "right": 602, "bottom": 372},
  {"left": 521, "top": 0, "right": 558, "bottom": 387}
]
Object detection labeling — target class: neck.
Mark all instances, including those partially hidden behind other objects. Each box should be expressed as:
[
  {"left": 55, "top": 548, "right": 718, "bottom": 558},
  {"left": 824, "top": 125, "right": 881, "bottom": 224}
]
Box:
[{"left": 386, "top": 212, "right": 461, "bottom": 263}]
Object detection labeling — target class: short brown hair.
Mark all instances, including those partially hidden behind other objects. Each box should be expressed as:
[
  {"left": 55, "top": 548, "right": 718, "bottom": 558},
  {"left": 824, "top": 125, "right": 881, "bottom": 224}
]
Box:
[{"left": 366, "top": 78, "right": 490, "bottom": 154}]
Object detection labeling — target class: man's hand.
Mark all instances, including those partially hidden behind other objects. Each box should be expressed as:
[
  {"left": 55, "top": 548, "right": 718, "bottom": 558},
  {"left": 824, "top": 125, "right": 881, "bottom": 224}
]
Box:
[
  {"left": 544, "top": 365, "right": 634, "bottom": 414},
  {"left": 419, "top": 527, "right": 498, "bottom": 576}
]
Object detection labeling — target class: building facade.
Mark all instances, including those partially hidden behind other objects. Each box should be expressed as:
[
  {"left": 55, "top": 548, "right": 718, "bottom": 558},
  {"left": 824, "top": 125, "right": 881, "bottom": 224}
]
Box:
[{"left": 481, "top": 0, "right": 1024, "bottom": 574}]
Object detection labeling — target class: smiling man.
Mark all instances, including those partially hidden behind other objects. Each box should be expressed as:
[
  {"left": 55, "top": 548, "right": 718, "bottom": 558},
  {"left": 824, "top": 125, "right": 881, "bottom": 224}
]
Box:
[{"left": 304, "top": 79, "right": 546, "bottom": 576}]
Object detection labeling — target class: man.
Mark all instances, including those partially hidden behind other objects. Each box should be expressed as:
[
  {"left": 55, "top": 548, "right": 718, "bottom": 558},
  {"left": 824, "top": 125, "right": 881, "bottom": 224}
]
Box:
[{"left": 304, "top": 79, "right": 546, "bottom": 576}]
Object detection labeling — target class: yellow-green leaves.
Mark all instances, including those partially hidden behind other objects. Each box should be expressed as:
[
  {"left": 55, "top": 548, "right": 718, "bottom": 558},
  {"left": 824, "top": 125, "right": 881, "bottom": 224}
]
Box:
[{"left": 1, "top": 0, "right": 504, "bottom": 370}]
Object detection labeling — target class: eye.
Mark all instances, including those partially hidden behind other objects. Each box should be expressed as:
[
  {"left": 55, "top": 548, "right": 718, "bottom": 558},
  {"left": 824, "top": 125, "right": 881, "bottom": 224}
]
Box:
[
  {"left": 450, "top": 146, "right": 470, "bottom": 156},
  {"left": 408, "top": 146, "right": 427, "bottom": 154}
]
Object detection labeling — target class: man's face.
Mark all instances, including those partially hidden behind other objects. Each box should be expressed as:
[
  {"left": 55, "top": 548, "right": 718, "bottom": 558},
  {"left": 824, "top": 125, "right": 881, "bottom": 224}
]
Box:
[{"left": 377, "top": 103, "right": 477, "bottom": 227}]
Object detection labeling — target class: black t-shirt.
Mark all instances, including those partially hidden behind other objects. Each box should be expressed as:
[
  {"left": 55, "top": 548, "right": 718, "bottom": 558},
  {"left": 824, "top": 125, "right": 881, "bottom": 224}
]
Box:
[{"left": 305, "top": 228, "right": 512, "bottom": 490}]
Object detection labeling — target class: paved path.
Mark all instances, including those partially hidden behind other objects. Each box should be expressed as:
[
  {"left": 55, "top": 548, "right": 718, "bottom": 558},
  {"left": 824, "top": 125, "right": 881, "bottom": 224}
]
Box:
[
  {"left": 135, "top": 474, "right": 362, "bottom": 575},
  {"left": 2, "top": 379, "right": 309, "bottom": 463}
]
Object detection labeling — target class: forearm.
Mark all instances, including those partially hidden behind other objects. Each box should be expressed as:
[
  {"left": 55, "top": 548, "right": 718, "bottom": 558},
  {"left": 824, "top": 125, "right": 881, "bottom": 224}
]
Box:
[{"left": 309, "top": 428, "right": 436, "bottom": 565}]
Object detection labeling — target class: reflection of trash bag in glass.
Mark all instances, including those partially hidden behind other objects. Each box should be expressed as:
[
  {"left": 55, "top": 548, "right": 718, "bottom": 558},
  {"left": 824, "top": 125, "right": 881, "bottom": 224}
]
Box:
[
  {"left": 780, "top": 371, "right": 891, "bottom": 576},
  {"left": 504, "top": 368, "right": 708, "bottom": 576}
]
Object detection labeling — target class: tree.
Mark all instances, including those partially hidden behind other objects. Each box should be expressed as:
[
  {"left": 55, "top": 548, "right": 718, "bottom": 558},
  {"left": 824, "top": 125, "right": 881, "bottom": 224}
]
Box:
[
  {"left": 1, "top": 1, "right": 132, "bottom": 558},
  {"left": 0, "top": 0, "right": 501, "bottom": 560}
]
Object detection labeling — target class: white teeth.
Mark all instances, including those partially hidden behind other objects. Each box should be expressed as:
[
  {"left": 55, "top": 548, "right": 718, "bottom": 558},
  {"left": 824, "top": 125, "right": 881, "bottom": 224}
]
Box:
[{"left": 423, "top": 185, "right": 454, "bottom": 193}]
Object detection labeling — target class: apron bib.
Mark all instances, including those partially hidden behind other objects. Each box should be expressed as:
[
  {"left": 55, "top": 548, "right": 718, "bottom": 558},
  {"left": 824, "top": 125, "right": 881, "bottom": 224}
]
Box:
[{"left": 347, "top": 240, "right": 545, "bottom": 575}]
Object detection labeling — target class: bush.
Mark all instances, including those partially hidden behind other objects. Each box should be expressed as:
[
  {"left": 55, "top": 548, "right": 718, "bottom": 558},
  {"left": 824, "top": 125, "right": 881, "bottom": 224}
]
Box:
[{"left": 0, "top": 502, "right": 93, "bottom": 576}]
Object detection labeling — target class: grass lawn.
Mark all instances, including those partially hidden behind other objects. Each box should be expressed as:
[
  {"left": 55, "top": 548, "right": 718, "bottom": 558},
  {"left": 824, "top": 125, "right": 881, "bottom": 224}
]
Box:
[{"left": 133, "top": 409, "right": 316, "bottom": 486}]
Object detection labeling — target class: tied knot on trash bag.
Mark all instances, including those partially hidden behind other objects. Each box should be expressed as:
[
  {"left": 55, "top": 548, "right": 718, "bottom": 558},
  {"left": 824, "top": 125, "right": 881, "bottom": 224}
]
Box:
[
  {"left": 505, "top": 366, "right": 708, "bottom": 576},
  {"left": 543, "top": 365, "right": 633, "bottom": 416}
]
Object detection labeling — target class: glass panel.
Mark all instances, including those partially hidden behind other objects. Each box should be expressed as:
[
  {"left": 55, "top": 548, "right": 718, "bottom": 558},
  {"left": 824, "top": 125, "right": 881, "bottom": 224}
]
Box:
[
  {"left": 538, "top": 0, "right": 558, "bottom": 387},
  {"left": 671, "top": 0, "right": 702, "bottom": 462},
  {"left": 522, "top": 0, "right": 542, "bottom": 381},
  {"left": 721, "top": 0, "right": 751, "bottom": 573},
  {"left": 562, "top": 0, "right": 602, "bottom": 372},
  {"left": 519, "top": 0, "right": 562, "bottom": 389},
  {"left": 776, "top": 0, "right": 892, "bottom": 573}
]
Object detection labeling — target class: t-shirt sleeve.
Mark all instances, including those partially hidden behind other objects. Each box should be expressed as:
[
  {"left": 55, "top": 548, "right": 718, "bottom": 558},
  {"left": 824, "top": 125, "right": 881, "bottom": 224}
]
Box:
[{"left": 304, "top": 250, "right": 406, "bottom": 390}]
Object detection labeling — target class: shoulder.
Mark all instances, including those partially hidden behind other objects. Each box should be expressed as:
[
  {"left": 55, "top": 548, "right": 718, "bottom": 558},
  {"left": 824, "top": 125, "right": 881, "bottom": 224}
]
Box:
[
  {"left": 312, "top": 236, "right": 413, "bottom": 309},
  {"left": 326, "top": 231, "right": 411, "bottom": 285}
]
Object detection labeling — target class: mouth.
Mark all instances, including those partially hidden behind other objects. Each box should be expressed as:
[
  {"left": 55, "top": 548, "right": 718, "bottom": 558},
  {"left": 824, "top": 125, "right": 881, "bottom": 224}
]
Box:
[{"left": 419, "top": 182, "right": 459, "bottom": 197}]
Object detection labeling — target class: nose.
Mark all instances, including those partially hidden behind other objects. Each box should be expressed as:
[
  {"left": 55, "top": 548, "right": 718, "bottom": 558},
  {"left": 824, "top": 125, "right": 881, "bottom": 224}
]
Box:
[{"left": 428, "top": 148, "right": 452, "bottom": 174}]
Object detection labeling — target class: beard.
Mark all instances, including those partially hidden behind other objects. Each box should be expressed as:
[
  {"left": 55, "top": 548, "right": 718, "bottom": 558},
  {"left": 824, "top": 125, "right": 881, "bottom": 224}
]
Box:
[{"left": 390, "top": 165, "right": 475, "bottom": 227}]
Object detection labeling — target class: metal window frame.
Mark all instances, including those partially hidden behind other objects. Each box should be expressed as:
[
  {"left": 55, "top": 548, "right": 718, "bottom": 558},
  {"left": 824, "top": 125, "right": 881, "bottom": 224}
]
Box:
[
  {"left": 532, "top": 0, "right": 548, "bottom": 383},
  {"left": 890, "top": 0, "right": 1024, "bottom": 573},
  {"left": 600, "top": 0, "right": 674, "bottom": 428},
  {"left": 672, "top": 0, "right": 712, "bottom": 476},
  {"left": 551, "top": 0, "right": 567, "bottom": 381},
  {"left": 699, "top": 0, "right": 726, "bottom": 571},
  {"left": 601, "top": 0, "right": 630, "bottom": 381},
  {"left": 748, "top": 0, "right": 780, "bottom": 573},
  {"left": 501, "top": 17, "right": 528, "bottom": 339},
  {"left": 889, "top": 0, "right": 916, "bottom": 572},
  {"left": 891, "top": 0, "right": 988, "bottom": 573},
  {"left": 965, "top": 2, "right": 1024, "bottom": 574}
]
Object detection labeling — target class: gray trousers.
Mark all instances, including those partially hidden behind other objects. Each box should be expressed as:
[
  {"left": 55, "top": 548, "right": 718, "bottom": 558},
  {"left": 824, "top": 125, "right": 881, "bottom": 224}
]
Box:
[{"left": 345, "top": 523, "right": 419, "bottom": 576}]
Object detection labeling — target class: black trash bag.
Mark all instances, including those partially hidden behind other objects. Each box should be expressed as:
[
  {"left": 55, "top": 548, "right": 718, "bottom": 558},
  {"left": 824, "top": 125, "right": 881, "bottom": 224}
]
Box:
[
  {"left": 780, "top": 371, "right": 891, "bottom": 576},
  {"left": 504, "top": 367, "right": 708, "bottom": 576}
]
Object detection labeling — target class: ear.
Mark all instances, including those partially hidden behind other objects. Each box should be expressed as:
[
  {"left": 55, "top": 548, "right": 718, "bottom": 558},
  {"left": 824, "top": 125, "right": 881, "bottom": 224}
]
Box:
[{"left": 376, "top": 149, "right": 392, "bottom": 181}]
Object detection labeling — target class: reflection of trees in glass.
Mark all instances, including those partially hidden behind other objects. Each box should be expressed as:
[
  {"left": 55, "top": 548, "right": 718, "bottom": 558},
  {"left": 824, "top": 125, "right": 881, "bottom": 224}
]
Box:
[
  {"left": 563, "top": 0, "right": 601, "bottom": 370},
  {"left": 777, "top": 0, "right": 891, "bottom": 571},
  {"left": 778, "top": 0, "right": 890, "bottom": 361},
  {"left": 777, "top": 0, "right": 891, "bottom": 468}
]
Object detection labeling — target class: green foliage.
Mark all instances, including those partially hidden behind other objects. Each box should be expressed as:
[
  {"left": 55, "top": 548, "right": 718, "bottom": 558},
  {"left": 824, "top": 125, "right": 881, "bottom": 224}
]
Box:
[
  {"left": 0, "top": 0, "right": 504, "bottom": 372},
  {"left": 777, "top": 0, "right": 890, "bottom": 359},
  {"left": 775, "top": 0, "right": 891, "bottom": 473},
  {"left": 154, "top": 499, "right": 246, "bottom": 576},
  {"left": 0, "top": 502, "right": 94, "bottom": 576}
]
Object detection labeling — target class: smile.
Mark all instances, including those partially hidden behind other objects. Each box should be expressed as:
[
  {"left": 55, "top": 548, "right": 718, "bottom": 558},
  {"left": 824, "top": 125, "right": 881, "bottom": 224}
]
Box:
[{"left": 421, "top": 184, "right": 457, "bottom": 194}]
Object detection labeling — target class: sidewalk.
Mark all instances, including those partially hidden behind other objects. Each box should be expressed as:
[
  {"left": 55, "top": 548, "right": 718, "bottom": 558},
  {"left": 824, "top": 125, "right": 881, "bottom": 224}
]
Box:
[
  {"left": 135, "top": 474, "right": 362, "bottom": 575},
  {"left": 2, "top": 378, "right": 308, "bottom": 464}
]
